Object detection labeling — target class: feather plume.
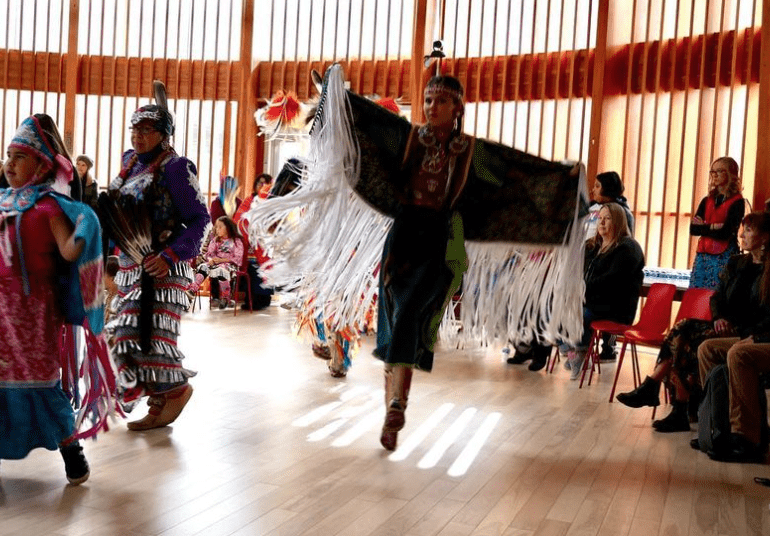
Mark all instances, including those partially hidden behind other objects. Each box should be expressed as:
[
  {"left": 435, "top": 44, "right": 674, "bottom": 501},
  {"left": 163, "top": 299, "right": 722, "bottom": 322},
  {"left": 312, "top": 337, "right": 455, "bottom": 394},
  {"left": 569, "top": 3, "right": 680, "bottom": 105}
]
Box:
[
  {"left": 220, "top": 175, "right": 239, "bottom": 218},
  {"left": 153, "top": 80, "right": 169, "bottom": 112}
]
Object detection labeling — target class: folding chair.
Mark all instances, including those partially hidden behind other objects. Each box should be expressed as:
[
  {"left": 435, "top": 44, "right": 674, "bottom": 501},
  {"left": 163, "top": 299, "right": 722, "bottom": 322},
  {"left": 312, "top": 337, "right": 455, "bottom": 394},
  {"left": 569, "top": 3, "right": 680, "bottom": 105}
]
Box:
[
  {"left": 621, "top": 287, "right": 714, "bottom": 414},
  {"left": 577, "top": 283, "right": 677, "bottom": 389}
]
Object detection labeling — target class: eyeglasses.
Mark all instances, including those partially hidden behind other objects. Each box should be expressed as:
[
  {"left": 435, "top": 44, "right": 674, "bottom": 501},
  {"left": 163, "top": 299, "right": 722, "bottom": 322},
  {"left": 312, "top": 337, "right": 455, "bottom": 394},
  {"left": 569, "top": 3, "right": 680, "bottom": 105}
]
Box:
[
  {"left": 129, "top": 126, "right": 159, "bottom": 135},
  {"left": 709, "top": 169, "right": 728, "bottom": 177}
]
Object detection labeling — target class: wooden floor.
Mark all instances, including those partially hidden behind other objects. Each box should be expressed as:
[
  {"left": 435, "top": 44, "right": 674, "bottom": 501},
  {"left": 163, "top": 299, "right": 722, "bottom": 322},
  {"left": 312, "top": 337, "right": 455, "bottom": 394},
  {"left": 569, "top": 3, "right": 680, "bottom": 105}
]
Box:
[{"left": 2, "top": 299, "right": 770, "bottom": 536}]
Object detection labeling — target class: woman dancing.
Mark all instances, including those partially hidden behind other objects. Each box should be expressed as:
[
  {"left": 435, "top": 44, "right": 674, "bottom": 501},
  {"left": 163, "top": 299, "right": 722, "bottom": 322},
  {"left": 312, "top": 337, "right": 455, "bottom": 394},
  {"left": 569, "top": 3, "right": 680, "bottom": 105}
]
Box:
[{"left": 106, "top": 103, "right": 208, "bottom": 431}]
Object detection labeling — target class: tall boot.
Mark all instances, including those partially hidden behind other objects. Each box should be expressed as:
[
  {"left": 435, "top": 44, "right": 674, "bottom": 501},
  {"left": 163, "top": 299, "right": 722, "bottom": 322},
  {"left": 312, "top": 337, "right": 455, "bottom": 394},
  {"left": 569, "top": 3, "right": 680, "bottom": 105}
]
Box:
[
  {"left": 615, "top": 376, "right": 661, "bottom": 408},
  {"left": 380, "top": 365, "right": 413, "bottom": 451},
  {"left": 652, "top": 400, "right": 690, "bottom": 432}
]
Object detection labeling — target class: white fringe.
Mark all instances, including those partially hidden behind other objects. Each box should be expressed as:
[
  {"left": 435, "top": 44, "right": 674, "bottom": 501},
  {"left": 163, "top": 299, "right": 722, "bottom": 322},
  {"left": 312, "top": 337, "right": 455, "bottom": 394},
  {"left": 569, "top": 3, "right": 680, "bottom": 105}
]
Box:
[{"left": 245, "top": 64, "right": 390, "bottom": 333}]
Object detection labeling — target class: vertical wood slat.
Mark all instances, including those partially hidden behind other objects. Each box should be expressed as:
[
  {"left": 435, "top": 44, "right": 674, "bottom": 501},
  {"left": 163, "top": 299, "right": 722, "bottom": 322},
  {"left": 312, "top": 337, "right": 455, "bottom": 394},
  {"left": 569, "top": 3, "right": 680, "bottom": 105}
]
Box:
[
  {"left": 657, "top": 0, "right": 682, "bottom": 268},
  {"left": 671, "top": 0, "right": 698, "bottom": 267},
  {"left": 2, "top": 0, "right": 11, "bottom": 145},
  {"left": 645, "top": 0, "right": 666, "bottom": 266},
  {"left": 564, "top": 0, "right": 581, "bottom": 158},
  {"left": 63, "top": 0, "right": 80, "bottom": 154},
  {"left": 550, "top": 0, "right": 564, "bottom": 161},
  {"left": 709, "top": 0, "right": 727, "bottom": 162},
  {"left": 740, "top": 0, "right": 758, "bottom": 190},
  {"left": 587, "top": 0, "right": 610, "bottom": 185},
  {"left": 620, "top": 0, "right": 639, "bottom": 204},
  {"left": 536, "top": 0, "right": 551, "bottom": 157},
  {"left": 577, "top": 0, "right": 594, "bottom": 166},
  {"left": 688, "top": 0, "right": 712, "bottom": 268},
  {"left": 754, "top": 0, "right": 770, "bottom": 212},
  {"left": 632, "top": 0, "right": 652, "bottom": 248},
  {"left": 523, "top": 0, "right": 537, "bottom": 153}
]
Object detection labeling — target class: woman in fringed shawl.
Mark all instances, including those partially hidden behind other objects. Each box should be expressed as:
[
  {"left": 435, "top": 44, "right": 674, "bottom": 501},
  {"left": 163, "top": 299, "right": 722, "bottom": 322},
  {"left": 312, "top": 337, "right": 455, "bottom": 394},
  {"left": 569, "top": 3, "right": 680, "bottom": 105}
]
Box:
[
  {"left": 245, "top": 66, "right": 587, "bottom": 452},
  {"left": 106, "top": 104, "right": 208, "bottom": 431},
  {"left": 374, "top": 76, "right": 473, "bottom": 450},
  {"left": 0, "top": 114, "right": 107, "bottom": 485}
]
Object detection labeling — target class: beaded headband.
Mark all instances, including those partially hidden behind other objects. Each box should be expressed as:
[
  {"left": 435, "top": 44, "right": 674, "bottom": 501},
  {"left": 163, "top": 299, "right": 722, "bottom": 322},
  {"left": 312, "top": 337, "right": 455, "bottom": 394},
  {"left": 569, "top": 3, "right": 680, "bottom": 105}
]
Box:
[{"left": 424, "top": 84, "right": 464, "bottom": 103}]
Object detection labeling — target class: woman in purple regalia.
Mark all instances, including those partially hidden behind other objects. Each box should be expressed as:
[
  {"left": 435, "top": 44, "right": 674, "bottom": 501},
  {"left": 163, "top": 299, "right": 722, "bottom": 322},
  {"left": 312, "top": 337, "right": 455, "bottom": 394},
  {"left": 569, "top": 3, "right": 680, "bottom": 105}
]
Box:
[{"left": 106, "top": 104, "right": 208, "bottom": 431}]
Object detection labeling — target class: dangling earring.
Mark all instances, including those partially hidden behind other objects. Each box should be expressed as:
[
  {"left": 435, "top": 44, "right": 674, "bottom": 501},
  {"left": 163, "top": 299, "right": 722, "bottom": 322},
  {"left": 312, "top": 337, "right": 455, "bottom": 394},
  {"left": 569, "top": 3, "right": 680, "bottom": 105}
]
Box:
[{"left": 161, "top": 138, "right": 170, "bottom": 150}]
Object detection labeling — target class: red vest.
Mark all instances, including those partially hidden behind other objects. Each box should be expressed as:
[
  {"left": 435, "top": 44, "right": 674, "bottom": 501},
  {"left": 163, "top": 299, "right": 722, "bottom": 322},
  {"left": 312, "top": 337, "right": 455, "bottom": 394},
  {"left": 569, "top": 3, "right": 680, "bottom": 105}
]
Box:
[{"left": 696, "top": 193, "right": 743, "bottom": 255}]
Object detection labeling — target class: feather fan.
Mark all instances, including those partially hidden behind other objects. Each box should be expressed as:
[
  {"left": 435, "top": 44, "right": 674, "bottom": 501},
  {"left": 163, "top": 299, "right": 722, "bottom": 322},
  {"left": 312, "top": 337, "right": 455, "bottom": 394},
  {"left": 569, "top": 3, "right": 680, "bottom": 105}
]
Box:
[{"left": 97, "top": 192, "right": 153, "bottom": 264}]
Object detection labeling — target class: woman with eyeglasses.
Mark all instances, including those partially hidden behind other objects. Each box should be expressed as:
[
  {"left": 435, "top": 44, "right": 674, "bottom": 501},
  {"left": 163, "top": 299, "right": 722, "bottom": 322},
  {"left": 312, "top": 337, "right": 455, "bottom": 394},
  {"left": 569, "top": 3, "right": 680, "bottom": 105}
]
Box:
[
  {"left": 103, "top": 104, "right": 209, "bottom": 431},
  {"left": 689, "top": 157, "right": 746, "bottom": 290}
]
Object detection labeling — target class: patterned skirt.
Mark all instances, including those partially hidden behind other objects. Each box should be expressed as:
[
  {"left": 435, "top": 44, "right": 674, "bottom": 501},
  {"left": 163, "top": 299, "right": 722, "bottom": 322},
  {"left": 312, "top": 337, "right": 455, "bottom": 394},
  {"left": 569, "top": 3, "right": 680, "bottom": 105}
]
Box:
[
  {"left": 689, "top": 244, "right": 738, "bottom": 290},
  {"left": 112, "top": 255, "right": 196, "bottom": 400},
  {"left": 656, "top": 318, "right": 718, "bottom": 388},
  {"left": 0, "top": 277, "right": 74, "bottom": 458}
]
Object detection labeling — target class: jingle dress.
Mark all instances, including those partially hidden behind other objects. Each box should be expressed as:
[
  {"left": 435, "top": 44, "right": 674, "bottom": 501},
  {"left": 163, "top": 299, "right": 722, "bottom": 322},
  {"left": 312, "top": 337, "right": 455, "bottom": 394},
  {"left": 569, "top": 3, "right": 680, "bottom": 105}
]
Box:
[
  {"left": 109, "top": 146, "right": 208, "bottom": 401},
  {"left": 0, "top": 187, "right": 104, "bottom": 459}
]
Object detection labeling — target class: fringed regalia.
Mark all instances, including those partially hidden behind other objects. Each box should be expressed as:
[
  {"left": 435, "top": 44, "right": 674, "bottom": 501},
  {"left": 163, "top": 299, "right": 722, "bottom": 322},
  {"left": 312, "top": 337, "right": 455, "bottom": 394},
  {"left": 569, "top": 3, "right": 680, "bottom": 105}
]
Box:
[
  {"left": 106, "top": 145, "right": 208, "bottom": 403},
  {"left": 246, "top": 65, "right": 588, "bottom": 362},
  {"left": 0, "top": 184, "right": 115, "bottom": 458}
]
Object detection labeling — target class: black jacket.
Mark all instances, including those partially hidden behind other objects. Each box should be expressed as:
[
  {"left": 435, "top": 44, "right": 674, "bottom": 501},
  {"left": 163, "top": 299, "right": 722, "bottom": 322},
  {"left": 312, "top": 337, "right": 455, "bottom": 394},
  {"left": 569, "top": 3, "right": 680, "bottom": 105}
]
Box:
[
  {"left": 584, "top": 236, "right": 645, "bottom": 324},
  {"left": 711, "top": 254, "right": 770, "bottom": 342}
]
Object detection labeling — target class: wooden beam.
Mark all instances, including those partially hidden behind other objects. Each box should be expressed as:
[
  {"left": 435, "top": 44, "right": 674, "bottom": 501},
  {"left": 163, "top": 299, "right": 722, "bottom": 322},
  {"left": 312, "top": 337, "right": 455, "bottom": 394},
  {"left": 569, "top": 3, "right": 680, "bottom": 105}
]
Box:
[
  {"left": 63, "top": 0, "right": 79, "bottom": 153},
  {"left": 586, "top": 0, "right": 610, "bottom": 182},
  {"left": 235, "top": 0, "right": 256, "bottom": 187},
  {"left": 410, "top": 0, "right": 430, "bottom": 124}
]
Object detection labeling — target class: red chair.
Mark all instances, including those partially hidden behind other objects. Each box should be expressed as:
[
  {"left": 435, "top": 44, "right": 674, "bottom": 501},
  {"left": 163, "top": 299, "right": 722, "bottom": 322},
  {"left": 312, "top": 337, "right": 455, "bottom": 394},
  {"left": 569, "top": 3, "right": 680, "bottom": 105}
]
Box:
[
  {"left": 232, "top": 249, "right": 253, "bottom": 317},
  {"left": 577, "top": 283, "right": 677, "bottom": 389},
  {"left": 619, "top": 287, "right": 714, "bottom": 411}
]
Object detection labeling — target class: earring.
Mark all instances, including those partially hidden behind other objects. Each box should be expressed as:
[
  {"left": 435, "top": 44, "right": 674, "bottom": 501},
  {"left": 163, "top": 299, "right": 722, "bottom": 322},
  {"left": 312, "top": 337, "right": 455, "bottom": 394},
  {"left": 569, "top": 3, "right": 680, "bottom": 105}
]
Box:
[{"left": 161, "top": 139, "right": 170, "bottom": 150}]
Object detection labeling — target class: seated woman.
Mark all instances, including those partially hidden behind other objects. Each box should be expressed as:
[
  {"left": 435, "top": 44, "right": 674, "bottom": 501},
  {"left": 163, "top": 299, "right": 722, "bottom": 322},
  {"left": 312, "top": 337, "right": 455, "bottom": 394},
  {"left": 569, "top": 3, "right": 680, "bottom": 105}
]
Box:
[
  {"left": 618, "top": 211, "right": 770, "bottom": 433},
  {"left": 190, "top": 216, "right": 244, "bottom": 309},
  {"left": 696, "top": 211, "right": 770, "bottom": 462},
  {"left": 563, "top": 203, "right": 645, "bottom": 379}
]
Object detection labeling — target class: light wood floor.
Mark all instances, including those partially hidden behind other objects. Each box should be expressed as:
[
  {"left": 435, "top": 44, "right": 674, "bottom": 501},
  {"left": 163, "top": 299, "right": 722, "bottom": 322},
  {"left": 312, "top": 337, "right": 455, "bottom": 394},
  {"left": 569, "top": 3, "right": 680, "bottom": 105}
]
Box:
[{"left": 2, "top": 299, "right": 770, "bottom": 536}]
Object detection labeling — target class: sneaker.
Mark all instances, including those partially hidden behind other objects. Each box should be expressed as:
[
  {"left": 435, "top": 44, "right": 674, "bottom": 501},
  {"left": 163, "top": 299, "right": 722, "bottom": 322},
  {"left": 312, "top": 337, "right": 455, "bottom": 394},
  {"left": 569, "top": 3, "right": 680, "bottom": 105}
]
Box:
[
  {"left": 218, "top": 300, "right": 227, "bottom": 310},
  {"left": 210, "top": 298, "right": 220, "bottom": 309},
  {"left": 569, "top": 351, "right": 586, "bottom": 381},
  {"left": 563, "top": 350, "right": 575, "bottom": 371},
  {"left": 228, "top": 300, "right": 236, "bottom": 308},
  {"left": 60, "top": 442, "right": 90, "bottom": 485}
]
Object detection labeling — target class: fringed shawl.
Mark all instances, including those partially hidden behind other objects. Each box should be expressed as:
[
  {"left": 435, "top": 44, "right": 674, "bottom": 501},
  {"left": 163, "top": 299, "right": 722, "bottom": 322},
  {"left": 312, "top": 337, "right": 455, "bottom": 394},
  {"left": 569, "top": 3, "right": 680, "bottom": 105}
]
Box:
[{"left": 247, "top": 64, "right": 589, "bottom": 348}]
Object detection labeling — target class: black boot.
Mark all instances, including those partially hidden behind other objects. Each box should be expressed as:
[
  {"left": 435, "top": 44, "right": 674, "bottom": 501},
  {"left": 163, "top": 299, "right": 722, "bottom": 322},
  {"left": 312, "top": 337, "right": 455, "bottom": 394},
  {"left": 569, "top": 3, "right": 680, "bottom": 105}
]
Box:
[
  {"left": 527, "top": 343, "right": 552, "bottom": 371},
  {"left": 506, "top": 346, "right": 533, "bottom": 365},
  {"left": 60, "top": 441, "right": 90, "bottom": 485},
  {"left": 616, "top": 376, "right": 661, "bottom": 408},
  {"left": 653, "top": 401, "right": 691, "bottom": 433}
]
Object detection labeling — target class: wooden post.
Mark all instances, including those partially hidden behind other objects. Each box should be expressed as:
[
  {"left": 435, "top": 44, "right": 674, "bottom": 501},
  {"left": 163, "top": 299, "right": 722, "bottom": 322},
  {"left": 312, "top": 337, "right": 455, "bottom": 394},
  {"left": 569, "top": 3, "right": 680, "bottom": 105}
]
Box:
[
  {"left": 235, "top": 0, "right": 256, "bottom": 189},
  {"left": 63, "top": 0, "right": 80, "bottom": 153},
  {"left": 409, "top": 0, "right": 430, "bottom": 123},
  {"left": 754, "top": 6, "right": 770, "bottom": 211},
  {"left": 586, "top": 0, "right": 610, "bottom": 184}
]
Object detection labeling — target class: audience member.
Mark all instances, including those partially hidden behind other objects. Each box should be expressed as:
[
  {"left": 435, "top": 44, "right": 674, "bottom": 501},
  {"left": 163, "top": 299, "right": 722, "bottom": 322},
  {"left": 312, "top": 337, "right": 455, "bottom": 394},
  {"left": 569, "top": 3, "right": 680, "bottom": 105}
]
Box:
[
  {"left": 562, "top": 203, "right": 645, "bottom": 379},
  {"left": 689, "top": 157, "right": 745, "bottom": 289},
  {"left": 696, "top": 210, "right": 770, "bottom": 462},
  {"left": 76, "top": 155, "right": 98, "bottom": 209},
  {"left": 232, "top": 173, "right": 274, "bottom": 310},
  {"left": 585, "top": 171, "right": 635, "bottom": 239},
  {"left": 190, "top": 216, "right": 244, "bottom": 309}
]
